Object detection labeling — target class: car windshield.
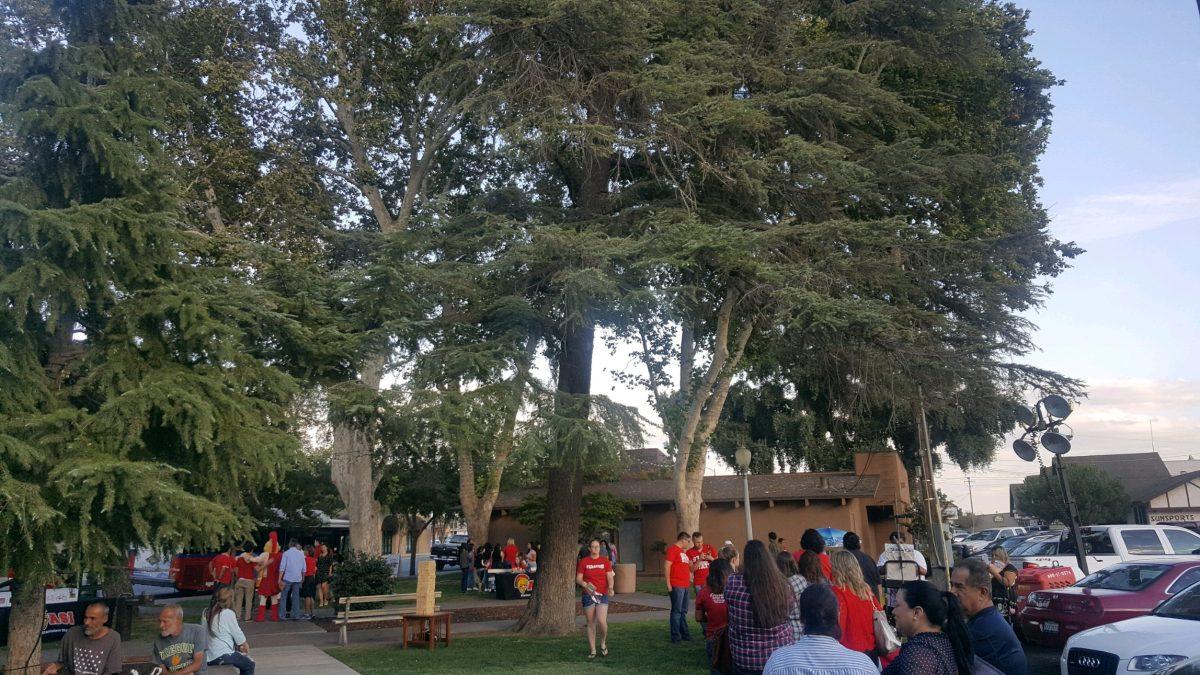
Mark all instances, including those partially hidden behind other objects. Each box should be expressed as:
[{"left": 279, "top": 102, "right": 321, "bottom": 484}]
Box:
[
  {"left": 965, "top": 530, "right": 1000, "bottom": 542},
  {"left": 1001, "top": 537, "right": 1031, "bottom": 552},
  {"left": 1077, "top": 564, "right": 1171, "bottom": 591},
  {"left": 1013, "top": 537, "right": 1058, "bottom": 557},
  {"left": 1154, "top": 581, "right": 1200, "bottom": 621}
]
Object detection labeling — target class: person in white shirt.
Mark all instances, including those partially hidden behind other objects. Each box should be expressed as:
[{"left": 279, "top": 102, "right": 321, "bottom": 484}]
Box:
[
  {"left": 878, "top": 531, "right": 928, "bottom": 608},
  {"left": 764, "top": 584, "right": 878, "bottom": 675},
  {"left": 277, "top": 538, "right": 306, "bottom": 621},
  {"left": 202, "top": 588, "right": 254, "bottom": 674}
]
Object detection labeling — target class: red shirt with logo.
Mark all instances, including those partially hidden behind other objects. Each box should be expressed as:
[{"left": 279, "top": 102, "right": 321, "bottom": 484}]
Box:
[
  {"left": 696, "top": 586, "right": 729, "bottom": 639},
  {"left": 503, "top": 544, "right": 519, "bottom": 566},
  {"left": 665, "top": 544, "right": 692, "bottom": 588},
  {"left": 211, "top": 553, "right": 236, "bottom": 585},
  {"left": 576, "top": 555, "right": 613, "bottom": 595},
  {"left": 687, "top": 544, "right": 718, "bottom": 588}
]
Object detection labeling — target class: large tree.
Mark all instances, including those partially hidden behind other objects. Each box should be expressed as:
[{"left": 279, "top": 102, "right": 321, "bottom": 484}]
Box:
[
  {"left": 0, "top": 0, "right": 305, "bottom": 661},
  {"left": 273, "top": 0, "right": 487, "bottom": 554}
]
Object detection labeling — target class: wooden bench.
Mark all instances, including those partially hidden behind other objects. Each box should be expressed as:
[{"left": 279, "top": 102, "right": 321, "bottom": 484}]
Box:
[{"left": 335, "top": 592, "right": 442, "bottom": 645}]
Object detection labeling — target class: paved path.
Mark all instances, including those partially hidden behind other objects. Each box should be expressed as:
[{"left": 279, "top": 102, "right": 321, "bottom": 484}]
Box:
[{"left": 251, "top": 644, "right": 360, "bottom": 674}]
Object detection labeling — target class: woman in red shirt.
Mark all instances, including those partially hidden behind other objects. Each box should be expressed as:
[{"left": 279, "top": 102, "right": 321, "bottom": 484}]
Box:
[
  {"left": 795, "top": 528, "right": 834, "bottom": 581},
  {"left": 503, "top": 538, "right": 519, "bottom": 569},
  {"left": 576, "top": 538, "right": 615, "bottom": 660},
  {"left": 695, "top": 558, "right": 732, "bottom": 671},
  {"left": 831, "top": 550, "right": 882, "bottom": 660}
]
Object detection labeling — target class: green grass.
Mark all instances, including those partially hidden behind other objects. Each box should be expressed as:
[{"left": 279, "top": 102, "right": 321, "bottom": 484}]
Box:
[
  {"left": 326, "top": 620, "right": 706, "bottom": 674},
  {"left": 634, "top": 579, "right": 671, "bottom": 597},
  {"left": 391, "top": 572, "right": 464, "bottom": 596}
]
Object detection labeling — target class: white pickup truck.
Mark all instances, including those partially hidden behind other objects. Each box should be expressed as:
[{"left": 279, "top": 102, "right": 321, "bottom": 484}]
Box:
[{"left": 1009, "top": 524, "right": 1200, "bottom": 579}]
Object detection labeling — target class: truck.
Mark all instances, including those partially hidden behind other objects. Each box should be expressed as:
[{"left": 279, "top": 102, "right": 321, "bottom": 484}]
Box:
[
  {"left": 1009, "top": 524, "right": 1200, "bottom": 580},
  {"left": 430, "top": 533, "right": 470, "bottom": 570}
]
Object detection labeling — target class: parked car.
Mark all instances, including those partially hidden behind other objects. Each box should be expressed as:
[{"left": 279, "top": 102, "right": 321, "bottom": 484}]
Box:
[
  {"left": 958, "top": 527, "right": 1028, "bottom": 557},
  {"left": 951, "top": 528, "right": 970, "bottom": 543},
  {"left": 430, "top": 533, "right": 470, "bottom": 570},
  {"left": 1013, "top": 525, "right": 1200, "bottom": 580},
  {"left": 1060, "top": 576, "right": 1200, "bottom": 674},
  {"left": 986, "top": 532, "right": 1050, "bottom": 559},
  {"left": 1020, "top": 559, "right": 1200, "bottom": 646}
]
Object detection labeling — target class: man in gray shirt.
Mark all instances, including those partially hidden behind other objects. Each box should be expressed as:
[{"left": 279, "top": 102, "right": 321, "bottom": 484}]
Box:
[
  {"left": 152, "top": 605, "right": 207, "bottom": 673},
  {"left": 42, "top": 602, "right": 122, "bottom": 675},
  {"left": 277, "top": 538, "right": 306, "bottom": 621}
]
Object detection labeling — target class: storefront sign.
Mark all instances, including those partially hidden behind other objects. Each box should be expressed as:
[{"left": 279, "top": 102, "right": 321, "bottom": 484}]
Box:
[{"left": 1149, "top": 511, "right": 1200, "bottom": 523}]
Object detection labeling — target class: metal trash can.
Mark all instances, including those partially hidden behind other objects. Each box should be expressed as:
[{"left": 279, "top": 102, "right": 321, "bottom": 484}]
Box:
[{"left": 613, "top": 563, "right": 636, "bottom": 594}]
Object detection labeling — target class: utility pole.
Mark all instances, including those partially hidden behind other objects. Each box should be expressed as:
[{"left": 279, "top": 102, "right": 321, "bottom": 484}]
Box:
[
  {"left": 916, "top": 387, "right": 952, "bottom": 584},
  {"left": 965, "top": 476, "right": 976, "bottom": 516}
]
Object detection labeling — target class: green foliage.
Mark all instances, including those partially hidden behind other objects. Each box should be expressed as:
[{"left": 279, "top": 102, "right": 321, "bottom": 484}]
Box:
[
  {"left": 0, "top": 0, "right": 314, "bottom": 590},
  {"left": 329, "top": 551, "right": 395, "bottom": 608},
  {"left": 1016, "top": 466, "right": 1131, "bottom": 527},
  {"left": 514, "top": 492, "right": 637, "bottom": 540}
]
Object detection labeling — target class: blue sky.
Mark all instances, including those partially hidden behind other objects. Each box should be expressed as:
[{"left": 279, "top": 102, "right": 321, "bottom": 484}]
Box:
[{"left": 933, "top": 0, "right": 1200, "bottom": 513}]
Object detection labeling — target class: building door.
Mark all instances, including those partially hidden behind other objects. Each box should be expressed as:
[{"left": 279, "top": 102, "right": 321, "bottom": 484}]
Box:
[{"left": 619, "top": 519, "right": 644, "bottom": 571}]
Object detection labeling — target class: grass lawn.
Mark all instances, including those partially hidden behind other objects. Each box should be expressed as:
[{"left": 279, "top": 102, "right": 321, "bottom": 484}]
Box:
[
  {"left": 634, "top": 579, "right": 671, "bottom": 597},
  {"left": 391, "top": 572, "right": 464, "bottom": 596},
  {"left": 327, "top": 619, "right": 706, "bottom": 674}
]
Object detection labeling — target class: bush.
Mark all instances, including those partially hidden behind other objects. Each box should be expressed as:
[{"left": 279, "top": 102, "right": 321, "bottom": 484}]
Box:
[{"left": 330, "top": 551, "right": 394, "bottom": 608}]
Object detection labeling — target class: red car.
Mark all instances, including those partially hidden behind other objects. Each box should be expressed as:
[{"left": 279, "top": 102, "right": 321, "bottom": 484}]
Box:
[{"left": 1018, "top": 559, "right": 1200, "bottom": 646}]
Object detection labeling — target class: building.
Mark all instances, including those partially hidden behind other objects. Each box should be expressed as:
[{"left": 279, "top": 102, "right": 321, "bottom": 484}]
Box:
[
  {"left": 488, "top": 451, "right": 913, "bottom": 574},
  {"left": 1010, "top": 452, "right": 1200, "bottom": 526},
  {"left": 1167, "top": 457, "right": 1200, "bottom": 476}
]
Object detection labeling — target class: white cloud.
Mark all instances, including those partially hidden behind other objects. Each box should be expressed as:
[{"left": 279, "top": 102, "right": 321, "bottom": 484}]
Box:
[
  {"left": 938, "top": 378, "right": 1200, "bottom": 514},
  {"left": 1049, "top": 177, "right": 1200, "bottom": 243}
]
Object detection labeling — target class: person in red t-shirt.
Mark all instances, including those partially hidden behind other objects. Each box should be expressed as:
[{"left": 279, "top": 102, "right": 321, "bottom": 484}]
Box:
[
  {"left": 687, "top": 531, "right": 718, "bottom": 595},
  {"left": 209, "top": 544, "right": 237, "bottom": 591},
  {"left": 503, "top": 538, "right": 519, "bottom": 569},
  {"left": 233, "top": 541, "right": 259, "bottom": 621},
  {"left": 695, "top": 558, "right": 732, "bottom": 668},
  {"left": 830, "top": 550, "right": 883, "bottom": 657},
  {"left": 576, "top": 538, "right": 615, "bottom": 659},
  {"left": 664, "top": 531, "right": 693, "bottom": 643},
  {"left": 301, "top": 545, "right": 318, "bottom": 619}
]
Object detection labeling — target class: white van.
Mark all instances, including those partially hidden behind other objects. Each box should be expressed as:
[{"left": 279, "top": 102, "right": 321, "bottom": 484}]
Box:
[{"left": 1010, "top": 524, "right": 1200, "bottom": 579}]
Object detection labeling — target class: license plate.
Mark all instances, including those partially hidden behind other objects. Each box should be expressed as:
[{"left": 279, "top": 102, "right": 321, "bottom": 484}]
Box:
[{"left": 1043, "top": 621, "right": 1059, "bottom": 634}]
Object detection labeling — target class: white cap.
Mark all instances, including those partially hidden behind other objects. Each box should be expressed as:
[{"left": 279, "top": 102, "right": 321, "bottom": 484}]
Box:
[{"left": 724, "top": 540, "right": 734, "bottom": 547}]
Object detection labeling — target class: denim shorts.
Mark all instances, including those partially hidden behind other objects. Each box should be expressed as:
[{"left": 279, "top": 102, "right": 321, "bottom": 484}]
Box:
[{"left": 581, "top": 593, "right": 609, "bottom": 607}]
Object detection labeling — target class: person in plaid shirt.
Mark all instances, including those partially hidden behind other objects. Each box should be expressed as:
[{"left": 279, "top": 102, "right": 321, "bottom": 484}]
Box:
[{"left": 725, "top": 541, "right": 795, "bottom": 674}]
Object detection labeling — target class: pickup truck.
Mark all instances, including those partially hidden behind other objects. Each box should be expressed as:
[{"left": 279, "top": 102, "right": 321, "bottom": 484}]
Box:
[
  {"left": 1010, "top": 524, "right": 1200, "bottom": 579},
  {"left": 956, "top": 526, "right": 1028, "bottom": 558},
  {"left": 430, "top": 534, "right": 470, "bottom": 570}
]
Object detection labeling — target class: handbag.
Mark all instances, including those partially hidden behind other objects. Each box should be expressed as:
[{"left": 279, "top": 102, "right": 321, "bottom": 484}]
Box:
[{"left": 873, "top": 609, "right": 902, "bottom": 654}]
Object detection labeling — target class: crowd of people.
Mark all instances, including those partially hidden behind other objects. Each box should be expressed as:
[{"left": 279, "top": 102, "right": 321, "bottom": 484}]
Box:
[
  {"left": 624, "top": 529, "right": 1029, "bottom": 675},
  {"left": 453, "top": 537, "right": 542, "bottom": 593}
]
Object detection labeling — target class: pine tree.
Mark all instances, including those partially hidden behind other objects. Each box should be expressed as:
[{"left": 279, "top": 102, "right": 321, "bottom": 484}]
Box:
[{"left": 0, "top": 0, "right": 302, "bottom": 659}]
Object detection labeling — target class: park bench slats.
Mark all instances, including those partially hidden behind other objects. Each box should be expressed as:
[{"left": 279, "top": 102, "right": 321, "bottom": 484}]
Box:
[{"left": 335, "top": 591, "right": 442, "bottom": 645}]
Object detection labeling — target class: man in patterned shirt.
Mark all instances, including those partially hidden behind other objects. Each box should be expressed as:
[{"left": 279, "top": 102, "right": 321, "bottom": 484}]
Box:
[{"left": 42, "top": 602, "right": 123, "bottom": 675}]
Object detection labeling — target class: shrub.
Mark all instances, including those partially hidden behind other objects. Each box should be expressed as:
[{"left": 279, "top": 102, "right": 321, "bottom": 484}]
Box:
[{"left": 329, "top": 551, "right": 394, "bottom": 608}]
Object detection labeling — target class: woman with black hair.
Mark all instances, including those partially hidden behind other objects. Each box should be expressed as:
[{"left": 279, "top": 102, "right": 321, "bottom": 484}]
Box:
[
  {"left": 794, "top": 529, "right": 833, "bottom": 581},
  {"left": 775, "top": 551, "right": 806, "bottom": 641},
  {"left": 726, "top": 540, "right": 795, "bottom": 674},
  {"left": 884, "top": 580, "right": 974, "bottom": 675},
  {"left": 696, "top": 558, "right": 732, "bottom": 673}
]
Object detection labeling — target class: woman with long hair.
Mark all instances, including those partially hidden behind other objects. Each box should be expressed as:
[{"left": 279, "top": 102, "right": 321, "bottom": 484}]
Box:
[
  {"left": 775, "top": 551, "right": 806, "bottom": 641},
  {"left": 315, "top": 541, "right": 334, "bottom": 608},
  {"left": 988, "top": 548, "right": 1018, "bottom": 618},
  {"left": 884, "top": 580, "right": 974, "bottom": 675},
  {"left": 697, "top": 558, "right": 732, "bottom": 675},
  {"left": 203, "top": 587, "right": 254, "bottom": 674},
  {"left": 576, "top": 538, "right": 615, "bottom": 659},
  {"left": 725, "top": 540, "right": 794, "bottom": 674},
  {"left": 797, "top": 550, "right": 827, "bottom": 586},
  {"left": 830, "top": 550, "right": 882, "bottom": 658}
]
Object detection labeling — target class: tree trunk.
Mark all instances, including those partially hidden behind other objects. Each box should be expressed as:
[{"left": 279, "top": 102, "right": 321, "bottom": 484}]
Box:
[
  {"left": 6, "top": 577, "right": 47, "bottom": 675},
  {"left": 330, "top": 355, "right": 385, "bottom": 555},
  {"left": 515, "top": 321, "right": 593, "bottom": 635}
]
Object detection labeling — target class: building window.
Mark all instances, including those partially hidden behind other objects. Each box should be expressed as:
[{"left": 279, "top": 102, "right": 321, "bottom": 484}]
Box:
[{"left": 382, "top": 533, "right": 393, "bottom": 555}]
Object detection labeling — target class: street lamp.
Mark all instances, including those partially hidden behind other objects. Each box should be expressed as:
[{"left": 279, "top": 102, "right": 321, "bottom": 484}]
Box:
[
  {"left": 1012, "top": 394, "right": 1088, "bottom": 576},
  {"left": 735, "top": 445, "right": 754, "bottom": 542}
]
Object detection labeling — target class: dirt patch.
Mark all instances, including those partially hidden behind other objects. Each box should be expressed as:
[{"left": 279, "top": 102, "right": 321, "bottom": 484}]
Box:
[{"left": 313, "top": 600, "right": 662, "bottom": 633}]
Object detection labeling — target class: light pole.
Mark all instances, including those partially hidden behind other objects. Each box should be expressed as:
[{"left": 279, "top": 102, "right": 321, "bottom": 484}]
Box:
[
  {"left": 735, "top": 445, "right": 754, "bottom": 542},
  {"left": 1013, "top": 394, "right": 1088, "bottom": 577}
]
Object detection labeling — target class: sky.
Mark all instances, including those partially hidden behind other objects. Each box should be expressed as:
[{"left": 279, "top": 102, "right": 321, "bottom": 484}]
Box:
[{"left": 589, "top": 0, "right": 1200, "bottom": 515}]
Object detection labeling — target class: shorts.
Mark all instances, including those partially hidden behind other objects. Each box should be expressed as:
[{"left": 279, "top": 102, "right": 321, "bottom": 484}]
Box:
[
  {"left": 301, "top": 577, "right": 316, "bottom": 599},
  {"left": 581, "top": 593, "right": 609, "bottom": 608}
]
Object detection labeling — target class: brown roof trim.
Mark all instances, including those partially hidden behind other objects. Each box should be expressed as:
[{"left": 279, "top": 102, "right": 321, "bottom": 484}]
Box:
[{"left": 492, "top": 472, "right": 881, "bottom": 510}]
